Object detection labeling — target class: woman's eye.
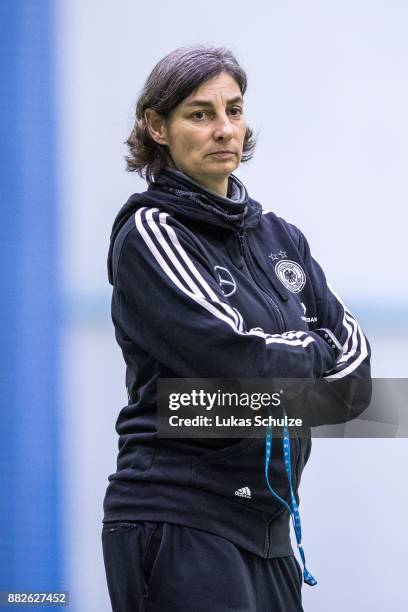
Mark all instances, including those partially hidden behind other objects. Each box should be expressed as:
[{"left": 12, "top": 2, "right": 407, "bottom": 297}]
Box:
[
  {"left": 192, "top": 111, "right": 207, "bottom": 120},
  {"left": 191, "top": 108, "right": 242, "bottom": 120}
]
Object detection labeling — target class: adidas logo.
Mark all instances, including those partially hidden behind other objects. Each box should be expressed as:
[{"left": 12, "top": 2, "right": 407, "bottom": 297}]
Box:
[{"left": 234, "top": 486, "right": 252, "bottom": 499}]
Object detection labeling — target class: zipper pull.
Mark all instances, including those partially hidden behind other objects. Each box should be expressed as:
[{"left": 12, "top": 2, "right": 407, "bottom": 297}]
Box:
[{"left": 238, "top": 228, "right": 247, "bottom": 257}]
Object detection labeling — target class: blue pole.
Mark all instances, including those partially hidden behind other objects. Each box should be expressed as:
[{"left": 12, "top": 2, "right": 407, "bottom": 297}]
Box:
[{"left": 0, "top": 0, "right": 62, "bottom": 599}]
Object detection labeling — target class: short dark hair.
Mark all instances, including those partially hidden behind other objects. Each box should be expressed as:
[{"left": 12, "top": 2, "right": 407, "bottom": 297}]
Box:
[{"left": 125, "top": 45, "right": 256, "bottom": 183}]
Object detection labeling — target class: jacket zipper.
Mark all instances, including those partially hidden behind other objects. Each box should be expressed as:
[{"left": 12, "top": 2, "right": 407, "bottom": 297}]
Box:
[
  {"left": 237, "top": 228, "right": 301, "bottom": 556},
  {"left": 236, "top": 225, "right": 298, "bottom": 554},
  {"left": 237, "top": 228, "right": 287, "bottom": 333}
]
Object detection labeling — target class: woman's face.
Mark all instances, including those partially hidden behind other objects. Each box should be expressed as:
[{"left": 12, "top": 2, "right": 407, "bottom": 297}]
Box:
[{"left": 147, "top": 72, "right": 247, "bottom": 196}]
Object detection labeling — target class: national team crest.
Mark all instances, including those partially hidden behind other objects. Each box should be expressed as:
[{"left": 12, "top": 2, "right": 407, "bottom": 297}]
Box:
[{"left": 274, "top": 260, "right": 306, "bottom": 293}]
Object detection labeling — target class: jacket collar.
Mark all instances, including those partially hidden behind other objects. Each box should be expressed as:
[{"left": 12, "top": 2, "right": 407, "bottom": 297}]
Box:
[
  {"left": 148, "top": 165, "right": 249, "bottom": 225},
  {"left": 107, "top": 166, "right": 262, "bottom": 285}
]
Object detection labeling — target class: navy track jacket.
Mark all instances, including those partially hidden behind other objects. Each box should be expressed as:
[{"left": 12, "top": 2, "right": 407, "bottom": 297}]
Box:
[{"left": 103, "top": 166, "right": 371, "bottom": 558}]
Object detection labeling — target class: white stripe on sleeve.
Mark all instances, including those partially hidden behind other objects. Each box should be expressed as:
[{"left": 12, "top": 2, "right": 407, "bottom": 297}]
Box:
[{"left": 324, "top": 285, "right": 369, "bottom": 380}]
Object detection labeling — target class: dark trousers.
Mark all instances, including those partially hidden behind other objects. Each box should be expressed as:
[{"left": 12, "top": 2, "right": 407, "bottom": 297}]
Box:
[{"left": 102, "top": 521, "right": 304, "bottom": 612}]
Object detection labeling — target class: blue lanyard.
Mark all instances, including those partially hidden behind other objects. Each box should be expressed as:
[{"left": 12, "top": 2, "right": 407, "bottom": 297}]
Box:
[{"left": 264, "top": 408, "right": 317, "bottom": 586}]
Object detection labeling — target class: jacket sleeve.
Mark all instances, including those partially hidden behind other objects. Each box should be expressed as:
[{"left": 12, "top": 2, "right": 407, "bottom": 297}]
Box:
[
  {"left": 289, "top": 224, "right": 372, "bottom": 426},
  {"left": 112, "top": 207, "right": 338, "bottom": 380}
]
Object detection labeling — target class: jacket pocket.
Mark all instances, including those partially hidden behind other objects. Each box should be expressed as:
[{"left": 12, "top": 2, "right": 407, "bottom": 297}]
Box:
[
  {"left": 142, "top": 522, "right": 164, "bottom": 595},
  {"left": 102, "top": 521, "right": 140, "bottom": 534},
  {"left": 195, "top": 437, "right": 256, "bottom": 462},
  {"left": 193, "top": 438, "right": 287, "bottom": 519}
]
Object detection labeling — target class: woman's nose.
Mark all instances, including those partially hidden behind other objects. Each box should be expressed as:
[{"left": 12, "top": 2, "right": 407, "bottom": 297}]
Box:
[{"left": 213, "top": 113, "right": 233, "bottom": 139}]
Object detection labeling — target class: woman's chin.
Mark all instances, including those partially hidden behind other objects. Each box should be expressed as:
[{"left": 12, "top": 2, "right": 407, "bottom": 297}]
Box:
[{"left": 206, "top": 157, "right": 238, "bottom": 173}]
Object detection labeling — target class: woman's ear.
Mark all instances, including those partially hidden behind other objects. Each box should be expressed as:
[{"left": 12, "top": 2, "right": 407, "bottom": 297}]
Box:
[{"left": 144, "top": 109, "right": 169, "bottom": 146}]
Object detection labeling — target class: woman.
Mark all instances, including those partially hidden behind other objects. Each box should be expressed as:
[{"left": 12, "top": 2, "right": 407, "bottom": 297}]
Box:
[{"left": 102, "top": 45, "right": 371, "bottom": 611}]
